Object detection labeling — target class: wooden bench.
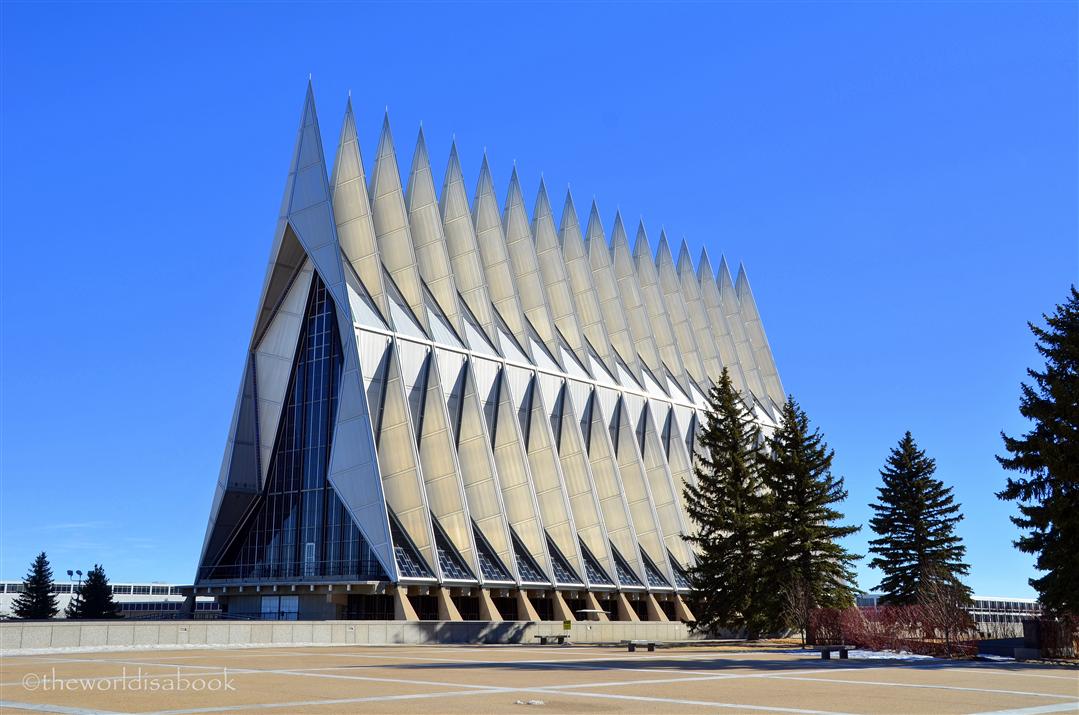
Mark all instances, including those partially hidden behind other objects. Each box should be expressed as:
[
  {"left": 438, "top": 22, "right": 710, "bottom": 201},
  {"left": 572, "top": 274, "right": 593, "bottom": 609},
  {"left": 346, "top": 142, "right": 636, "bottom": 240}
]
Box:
[
  {"left": 816, "top": 645, "right": 853, "bottom": 660},
  {"left": 626, "top": 640, "right": 656, "bottom": 652},
  {"left": 534, "top": 634, "right": 569, "bottom": 645}
]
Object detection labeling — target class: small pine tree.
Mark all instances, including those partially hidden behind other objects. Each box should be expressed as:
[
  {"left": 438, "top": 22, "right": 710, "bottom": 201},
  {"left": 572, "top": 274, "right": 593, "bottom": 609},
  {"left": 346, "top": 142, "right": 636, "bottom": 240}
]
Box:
[
  {"left": 66, "top": 565, "right": 121, "bottom": 619},
  {"left": 11, "top": 552, "right": 59, "bottom": 619},
  {"left": 760, "top": 397, "right": 861, "bottom": 637},
  {"left": 997, "top": 286, "right": 1079, "bottom": 615},
  {"left": 868, "top": 432, "right": 971, "bottom": 606},
  {"left": 684, "top": 368, "right": 769, "bottom": 637}
]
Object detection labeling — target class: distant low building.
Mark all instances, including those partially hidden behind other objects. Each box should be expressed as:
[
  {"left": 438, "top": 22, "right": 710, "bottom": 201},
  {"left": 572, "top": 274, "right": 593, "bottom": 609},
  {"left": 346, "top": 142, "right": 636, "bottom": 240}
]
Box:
[
  {"left": 856, "top": 593, "right": 1041, "bottom": 625},
  {"left": 0, "top": 581, "right": 218, "bottom": 620}
]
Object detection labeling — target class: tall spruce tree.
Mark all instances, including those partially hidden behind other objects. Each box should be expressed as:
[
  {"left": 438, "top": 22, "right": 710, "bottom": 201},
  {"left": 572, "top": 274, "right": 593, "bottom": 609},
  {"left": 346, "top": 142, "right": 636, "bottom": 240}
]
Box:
[
  {"left": 684, "top": 368, "right": 768, "bottom": 636},
  {"left": 760, "top": 398, "right": 861, "bottom": 635},
  {"left": 11, "top": 552, "right": 59, "bottom": 619},
  {"left": 66, "top": 564, "right": 121, "bottom": 619},
  {"left": 868, "top": 432, "right": 971, "bottom": 606},
  {"left": 997, "top": 286, "right": 1079, "bottom": 615}
]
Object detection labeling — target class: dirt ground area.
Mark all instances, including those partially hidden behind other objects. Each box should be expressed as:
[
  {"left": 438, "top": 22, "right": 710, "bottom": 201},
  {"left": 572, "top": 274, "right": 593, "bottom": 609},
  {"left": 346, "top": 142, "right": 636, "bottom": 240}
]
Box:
[{"left": 1, "top": 642, "right": 1076, "bottom": 714}]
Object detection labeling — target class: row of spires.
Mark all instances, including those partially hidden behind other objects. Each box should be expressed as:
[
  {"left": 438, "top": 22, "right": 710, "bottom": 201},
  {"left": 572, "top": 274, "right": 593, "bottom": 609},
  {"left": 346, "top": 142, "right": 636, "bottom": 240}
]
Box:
[{"left": 277, "top": 82, "right": 783, "bottom": 411}]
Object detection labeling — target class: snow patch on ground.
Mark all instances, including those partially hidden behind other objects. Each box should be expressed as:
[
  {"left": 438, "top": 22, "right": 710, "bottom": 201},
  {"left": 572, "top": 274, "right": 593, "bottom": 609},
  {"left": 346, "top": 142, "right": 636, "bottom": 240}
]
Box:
[{"left": 795, "top": 647, "right": 937, "bottom": 661}]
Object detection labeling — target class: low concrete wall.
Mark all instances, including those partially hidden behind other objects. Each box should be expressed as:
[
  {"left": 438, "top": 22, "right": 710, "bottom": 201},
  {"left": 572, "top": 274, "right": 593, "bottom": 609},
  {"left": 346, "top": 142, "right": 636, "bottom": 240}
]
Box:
[{"left": 0, "top": 619, "right": 692, "bottom": 652}]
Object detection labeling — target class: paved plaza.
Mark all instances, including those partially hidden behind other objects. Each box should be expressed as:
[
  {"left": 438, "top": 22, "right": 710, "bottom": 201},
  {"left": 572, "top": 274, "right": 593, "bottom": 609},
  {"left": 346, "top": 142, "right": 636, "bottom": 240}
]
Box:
[{"left": 1, "top": 643, "right": 1076, "bottom": 714}]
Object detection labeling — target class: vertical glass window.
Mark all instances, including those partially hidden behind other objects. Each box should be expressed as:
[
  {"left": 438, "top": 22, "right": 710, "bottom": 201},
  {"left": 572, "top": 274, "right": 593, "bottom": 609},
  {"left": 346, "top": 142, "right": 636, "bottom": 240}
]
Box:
[{"left": 208, "top": 275, "right": 386, "bottom": 583}]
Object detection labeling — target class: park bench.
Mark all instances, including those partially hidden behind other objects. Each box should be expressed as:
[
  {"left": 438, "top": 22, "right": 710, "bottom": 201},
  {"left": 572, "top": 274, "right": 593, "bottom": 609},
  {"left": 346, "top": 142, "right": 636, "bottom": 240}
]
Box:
[
  {"left": 815, "top": 645, "right": 853, "bottom": 660},
  {"left": 625, "top": 640, "right": 657, "bottom": 652},
  {"left": 533, "top": 634, "right": 570, "bottom": 645}
]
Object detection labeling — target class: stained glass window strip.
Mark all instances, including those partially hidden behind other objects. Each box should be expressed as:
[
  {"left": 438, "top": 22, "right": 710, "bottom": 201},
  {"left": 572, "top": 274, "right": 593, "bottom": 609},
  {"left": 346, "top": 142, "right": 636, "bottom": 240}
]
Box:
[
  {"left": 473, "top": 524, "right": 513, "bottom": 582},
  {"left": 390, "top": 513, "right": 433, "bottom": 579},
  {"left": 546, "top": 535, "right": 582, "bottom": 585},
  {"left": 512, "top": 531, "right": 547, "bottom": 583},
  {"left": 579, "top": 540, "right": 614, "bottom": 586},
  {"left": 640, "top": 548, "right": 671, "bottom": 588},
  {"left": 433, "top": 517, "right": 475, "bottom": 581},
  {"left": 610, "top": 544, "right": 643, "bottom": 587}
]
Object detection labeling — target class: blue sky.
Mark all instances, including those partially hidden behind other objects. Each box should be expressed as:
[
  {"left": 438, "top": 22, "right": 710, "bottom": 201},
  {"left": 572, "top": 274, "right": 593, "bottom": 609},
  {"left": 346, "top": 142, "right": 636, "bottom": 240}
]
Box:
[{"left": 1, "top": 2, "right": 1075, "bottom": 597}]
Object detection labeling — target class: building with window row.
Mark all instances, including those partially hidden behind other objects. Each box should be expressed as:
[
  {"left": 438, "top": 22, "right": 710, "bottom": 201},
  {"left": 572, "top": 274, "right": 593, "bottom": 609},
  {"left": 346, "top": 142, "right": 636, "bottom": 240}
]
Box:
[
  {"left": 0, "top": 582, "right": 218, "bottom": 620},
  {"left": 193, "top": 84, "right": 786, "bottom": 622}
]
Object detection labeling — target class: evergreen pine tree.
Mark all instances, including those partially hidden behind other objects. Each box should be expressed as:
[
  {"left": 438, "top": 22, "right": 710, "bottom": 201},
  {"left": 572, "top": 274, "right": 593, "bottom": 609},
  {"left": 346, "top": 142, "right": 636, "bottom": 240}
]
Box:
[
  {"left": 11, "top": 552, "right": 59, "bottom": 619},
  {"left": 868, "top": 432, "right": 971, "bottom": 606},
  {"left": 760, "top": 397, "right": 861, "bottom": 636},
  {"left": 66, "top": 564, "right": 121, "bottom": 619},
  {"left": 997, "top": 286, "right": 1079, "bottom": 615},
  {"left": 684, "top": 368, "right": 768, "bottom": 636}
]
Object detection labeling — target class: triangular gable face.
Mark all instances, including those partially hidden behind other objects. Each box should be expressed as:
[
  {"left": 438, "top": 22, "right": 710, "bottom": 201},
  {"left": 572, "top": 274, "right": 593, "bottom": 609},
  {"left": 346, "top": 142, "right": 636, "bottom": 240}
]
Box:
[
  {"left": 199, "top": 85, "right": 396, "bottom": 583},
  {"left": 632, "top": 400, "right": 692, "bottom": 570},
  {"left": 441, "top": 352, "right": 518, "bottom": 583},
  {"left": 331, "top": 100, "right": 391, "bottom": 325},
  {"left": 473, "top": 360, "right": 553, "bottom": 584},
  {"left": 404, "top": 347, "right": 480, "bottom": 580},
  {"left": 577, "top": 390, "right": 642, "bottom": 587},
  {"left": 200, "top": 274, "right": 389, "bottom": 585},
  {"left": 357, "top": 335, "right": 437, "bottom": 578},
  {"left": 369, "top": 114, "right": 430, "bottom": 338},
  {"left": 406, "top": 127, "right": 468, "bottom": 344},
  {"left": 548, "top": 382, "right": 612, "bottom": 589},
  {"left": 607, "top": 394, "right": 673, "bottom": 585},
  {"left": 509, "top": 370, "right": 587, "bottom": 583}
]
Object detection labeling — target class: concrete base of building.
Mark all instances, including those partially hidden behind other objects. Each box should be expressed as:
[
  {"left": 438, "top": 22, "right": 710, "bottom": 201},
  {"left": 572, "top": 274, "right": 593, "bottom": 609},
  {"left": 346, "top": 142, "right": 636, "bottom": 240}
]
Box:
[{"left": 0, "top": 619, "right": 695, "bottom": 652}]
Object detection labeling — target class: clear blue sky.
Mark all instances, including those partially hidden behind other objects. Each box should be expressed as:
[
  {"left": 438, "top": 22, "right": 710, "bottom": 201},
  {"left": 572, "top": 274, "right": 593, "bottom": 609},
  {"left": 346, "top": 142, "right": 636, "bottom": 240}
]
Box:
[{"left": 1, "top": 2, "right": 1075, "bottom": 597}]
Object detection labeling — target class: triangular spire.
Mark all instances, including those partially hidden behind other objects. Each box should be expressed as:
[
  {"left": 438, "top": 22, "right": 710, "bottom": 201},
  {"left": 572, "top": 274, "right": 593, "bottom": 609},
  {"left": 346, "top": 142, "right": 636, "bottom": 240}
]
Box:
[
  {"left": 625, "top": 222, "right": 692, "bottom": 394},
  {"left": 675, "top": 240, "right": 724, "bottom": 384},
  {"left": 472, "top": 155, "right": 533, "bottom": 359},
  {"left": 654, "top": 230, "right": 709, "bottom": 388},
  {"left": 559, "top": 192, "right": 622, "bottom": 380},
  {"left": 331, "top": 98, "right": 391, "bottom": 326},
  {"left": 695, "top": 249, "right": 753, "bottom": 398},
  {"left": 501, "top": 167, "right": 563, "bottom": 366},
  {"left": 531, "top": 179, "right": 589, "bottom": 365},
  {"left": 715, "top": 255, "right": 771, "bottom": 408},
  {"left": 734, "top": 264, "right": 786, "bottom": 407},
  {"left": 405, "top": 126, "right": 468, "bottom": 343},
  {"left": 439, "top": 143, "right": 500, "bottom": 349},
  {"left": 369, "top": 111, "right": 430, "bottom": 335},
  {"left": 200, "top": 84, "right": 396, "bottom": 583},
  {"left": 607, "top": 211, "right": 663, "bottom": 382}
]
